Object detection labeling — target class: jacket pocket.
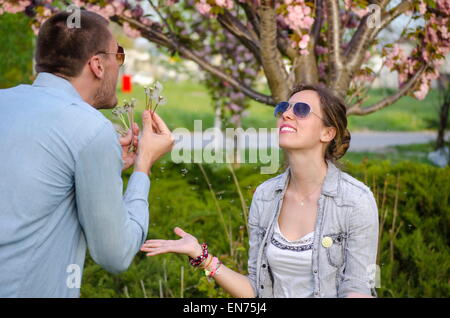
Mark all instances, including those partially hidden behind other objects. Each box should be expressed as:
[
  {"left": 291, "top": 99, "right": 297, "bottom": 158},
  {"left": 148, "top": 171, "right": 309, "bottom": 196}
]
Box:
[{"left": 323, "top": 232, "right": 347, "bottom": 268}]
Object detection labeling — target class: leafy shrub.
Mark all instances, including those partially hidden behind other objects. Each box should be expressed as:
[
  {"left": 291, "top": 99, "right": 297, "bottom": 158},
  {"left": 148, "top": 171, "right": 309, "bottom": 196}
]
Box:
[{"left": 80, "top": 160, "right": 449, "bottom": 298}]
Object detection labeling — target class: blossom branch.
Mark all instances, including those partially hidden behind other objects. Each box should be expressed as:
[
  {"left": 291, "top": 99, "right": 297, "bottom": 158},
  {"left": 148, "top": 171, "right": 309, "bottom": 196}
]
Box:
[
  {"left": 347, "top": 64, "right": 427, "bottom": 115},
  {"left": 346, "top": 1, "right": 412, "bottom": 72},
  {"left": 114, "top": 14, "right": 274, "bottom": 105},
  {"left": 311, "top": 0, "right": 324, "bottom": 46},
  {"left": 237, "top": 1, "right": 260, "bottom": 38},
  {"left": 217, "top": 10, "right": 262, "bottom": 64}
]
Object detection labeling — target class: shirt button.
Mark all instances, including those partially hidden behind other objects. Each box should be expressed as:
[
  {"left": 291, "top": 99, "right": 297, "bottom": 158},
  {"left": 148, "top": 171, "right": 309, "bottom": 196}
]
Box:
[
  {"left": 314, "top": 270, "right": 318, "bottom": 273},
  {"left": 262, "top": 264, "right": 267, "bottom": 268},
  {"left": 261, "top": 285, "right": 264, "bottom": 289},
  {"left": 314, "top": 292, "right": 319, "bottom": 296}
]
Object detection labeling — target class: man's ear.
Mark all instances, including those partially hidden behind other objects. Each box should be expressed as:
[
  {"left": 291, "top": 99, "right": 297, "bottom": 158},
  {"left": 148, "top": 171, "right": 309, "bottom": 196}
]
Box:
[
  {"left": 321, "top": 126, "right": 336, "bottom": 143},
  {"left": 87, "top": 55, "right": 105, "bottom": 79}
]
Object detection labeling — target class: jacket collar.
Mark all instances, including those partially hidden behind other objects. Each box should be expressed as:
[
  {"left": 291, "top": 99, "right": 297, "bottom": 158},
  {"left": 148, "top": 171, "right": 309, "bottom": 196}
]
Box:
[{"left": 275, "top": 160, "right": 340, "bottom": 197}]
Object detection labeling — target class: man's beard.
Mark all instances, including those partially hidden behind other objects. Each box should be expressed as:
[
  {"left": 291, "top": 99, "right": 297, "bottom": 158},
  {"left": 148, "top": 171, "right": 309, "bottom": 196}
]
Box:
[{"left": 92, "top": 70, "right": 118, "bottom": 109}]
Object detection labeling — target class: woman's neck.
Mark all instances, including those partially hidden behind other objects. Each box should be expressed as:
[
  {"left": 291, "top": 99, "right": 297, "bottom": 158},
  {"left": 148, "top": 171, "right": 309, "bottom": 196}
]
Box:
[{"left": 286, "top": 151, "right": 328, "bottom": 195}]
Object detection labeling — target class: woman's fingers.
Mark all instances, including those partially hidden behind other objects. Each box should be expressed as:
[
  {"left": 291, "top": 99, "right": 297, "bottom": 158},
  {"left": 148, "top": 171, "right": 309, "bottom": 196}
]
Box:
[
  {"left": 143, "top": 239, "right": 168, "bottom": 245},
  {"left": 141, "top": 240, "right": 170, "bottom": 251},
  {"left": 144, "top": 247, "right": 167, "bottom": 257},
  {"left": 141, "top": 242, "right": 162, "bottom": 249}
]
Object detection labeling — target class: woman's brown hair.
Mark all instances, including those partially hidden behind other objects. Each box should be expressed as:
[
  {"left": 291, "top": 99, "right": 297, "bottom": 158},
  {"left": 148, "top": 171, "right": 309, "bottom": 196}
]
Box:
[{"left": 288, "top": 84, "right": 351, "bottom": 162}]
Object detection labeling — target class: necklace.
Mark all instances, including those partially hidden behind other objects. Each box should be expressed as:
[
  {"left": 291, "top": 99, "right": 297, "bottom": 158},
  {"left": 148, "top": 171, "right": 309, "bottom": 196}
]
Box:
[{"left": 296, "top": 182, "right": 323, "bottom": 206}]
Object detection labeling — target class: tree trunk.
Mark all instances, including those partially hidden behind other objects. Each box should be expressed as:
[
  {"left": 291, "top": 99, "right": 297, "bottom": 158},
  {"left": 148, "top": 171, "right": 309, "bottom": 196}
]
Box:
[
  {"left": 214, "top": 101, "right": 223, "bottom": 152},
  {"left": 436, "top": 75, "right": 450, "bottom": 150}
]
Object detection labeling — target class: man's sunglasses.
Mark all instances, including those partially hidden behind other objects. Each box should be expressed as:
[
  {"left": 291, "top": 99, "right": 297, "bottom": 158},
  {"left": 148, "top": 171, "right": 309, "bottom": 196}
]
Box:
[
  {"left": 96, "top": 45, "right": 125, "bottom": 66},
  {"left": 274, "top": 101, "right": 323, "bottom": 121}
]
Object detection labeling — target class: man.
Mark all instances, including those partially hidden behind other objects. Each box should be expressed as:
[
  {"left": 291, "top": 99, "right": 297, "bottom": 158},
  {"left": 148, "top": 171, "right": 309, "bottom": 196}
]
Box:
[{"left": 0, "top": 10, "right": 174, "bottom": 297}]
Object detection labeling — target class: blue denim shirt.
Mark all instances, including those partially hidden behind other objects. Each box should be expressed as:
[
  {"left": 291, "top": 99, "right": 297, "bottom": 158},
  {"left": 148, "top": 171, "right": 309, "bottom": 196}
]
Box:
[
  {"left": 0, "top": 73, "right": 150, "bottom": 297},
  {"left": 247, "top": 160, "right": 379, "bottom": 298}
]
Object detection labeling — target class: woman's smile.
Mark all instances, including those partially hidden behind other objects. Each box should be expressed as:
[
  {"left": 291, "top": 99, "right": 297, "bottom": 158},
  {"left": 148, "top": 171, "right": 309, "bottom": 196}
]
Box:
[{"left": 279, "top": 123, "right": 298, "bottom": 134}]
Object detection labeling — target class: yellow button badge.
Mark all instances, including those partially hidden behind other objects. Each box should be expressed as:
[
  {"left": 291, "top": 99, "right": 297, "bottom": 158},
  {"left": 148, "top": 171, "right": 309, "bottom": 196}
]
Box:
[{"left": 322, "top": 236, "right": 333, "bottom": 248}]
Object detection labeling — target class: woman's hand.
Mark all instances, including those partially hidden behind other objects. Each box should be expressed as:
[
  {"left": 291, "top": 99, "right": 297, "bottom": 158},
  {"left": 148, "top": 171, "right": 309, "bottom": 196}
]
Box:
[{"left": 140, "top": 227, "right": 203, "bottom": 259}]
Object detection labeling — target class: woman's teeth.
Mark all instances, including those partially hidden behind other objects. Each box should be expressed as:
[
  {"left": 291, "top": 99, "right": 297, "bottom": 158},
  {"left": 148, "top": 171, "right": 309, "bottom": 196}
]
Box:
[{"left": 280, "top": 126, "right": 297, "bottom": 133}]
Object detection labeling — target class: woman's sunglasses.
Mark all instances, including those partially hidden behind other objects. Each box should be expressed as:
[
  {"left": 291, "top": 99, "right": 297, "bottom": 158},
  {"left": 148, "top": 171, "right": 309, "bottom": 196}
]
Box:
[
  {"left": 274, "top": 101, "right": 323, "bottom": 121},
  {"left": 96, "top": 45, "right": 125, "bottom": 66}
]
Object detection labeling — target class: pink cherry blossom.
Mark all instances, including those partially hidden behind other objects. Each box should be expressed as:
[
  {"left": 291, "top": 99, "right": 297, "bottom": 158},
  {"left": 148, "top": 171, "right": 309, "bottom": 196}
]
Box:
[{"left": 123, "top": 21, "right": 141, "bottom": 38}]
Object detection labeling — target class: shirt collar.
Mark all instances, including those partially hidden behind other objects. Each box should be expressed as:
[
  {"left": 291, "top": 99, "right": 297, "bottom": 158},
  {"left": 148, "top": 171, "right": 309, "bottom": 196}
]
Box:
[
  {"left": 275, "top": 160, "right": 340, "bottom": 197},
  {"left": 32, "top": 72, "right": 85, "bottom": 103}
]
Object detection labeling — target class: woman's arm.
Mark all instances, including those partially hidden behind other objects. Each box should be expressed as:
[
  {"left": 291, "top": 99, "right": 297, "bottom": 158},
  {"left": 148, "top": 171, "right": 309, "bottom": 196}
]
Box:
[
  {"left": 338, "top": 191, "right": 379, "bottom": 298},
  {"left": 142, "top": 186, "right": 265, "bottom": 298},
  {"left": 140, "top": 227, "right": 256, "bottom": 298}
]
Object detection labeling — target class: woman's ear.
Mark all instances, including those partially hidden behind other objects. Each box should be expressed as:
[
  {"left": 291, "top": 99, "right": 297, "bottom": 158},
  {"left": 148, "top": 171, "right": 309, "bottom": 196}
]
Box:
[
  {"left": 321, "top": 126, "right": 336, "bottom": 143},
  {"left": 87, "top": 55, "right": 105, "bottom": 79}
]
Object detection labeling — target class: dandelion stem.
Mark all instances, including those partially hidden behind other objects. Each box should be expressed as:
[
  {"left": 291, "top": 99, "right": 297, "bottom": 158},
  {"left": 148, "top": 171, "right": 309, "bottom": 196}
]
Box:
[{"left": 119, "top": 114, "right": 129, "bottom": 131}]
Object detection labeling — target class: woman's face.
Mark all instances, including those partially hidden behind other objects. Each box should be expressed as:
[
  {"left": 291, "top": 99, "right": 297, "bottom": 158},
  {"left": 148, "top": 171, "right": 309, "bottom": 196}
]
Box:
[{"left": 277, "top": 90, "right": 334, "bottom": 152}]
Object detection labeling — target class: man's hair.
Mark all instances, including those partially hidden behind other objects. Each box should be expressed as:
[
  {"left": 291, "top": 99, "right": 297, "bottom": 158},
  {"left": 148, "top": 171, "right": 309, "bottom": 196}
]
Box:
[{"left": 35, "top": 10, "right": 112, "bottom": 78}]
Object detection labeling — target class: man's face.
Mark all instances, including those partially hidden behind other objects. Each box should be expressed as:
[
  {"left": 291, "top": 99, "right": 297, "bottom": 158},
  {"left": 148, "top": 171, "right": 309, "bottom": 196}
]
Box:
[{"left": 92, "top": 37, "right": 121, "bottom": 109}]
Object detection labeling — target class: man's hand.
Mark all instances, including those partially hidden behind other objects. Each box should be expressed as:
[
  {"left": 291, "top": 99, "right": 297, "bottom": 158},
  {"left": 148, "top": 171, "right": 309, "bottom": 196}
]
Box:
[
  {"left": 134, "top": 111, "right": 174, "bottom": 175},
  {"left": 119, "top": 123, "right": 139, "bottom": 171}
]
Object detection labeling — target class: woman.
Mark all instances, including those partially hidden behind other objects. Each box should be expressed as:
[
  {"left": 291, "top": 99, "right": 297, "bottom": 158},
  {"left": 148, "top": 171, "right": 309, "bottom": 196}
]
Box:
[{"left": 141, "top": 84, "right": 379, "bottom": 298}]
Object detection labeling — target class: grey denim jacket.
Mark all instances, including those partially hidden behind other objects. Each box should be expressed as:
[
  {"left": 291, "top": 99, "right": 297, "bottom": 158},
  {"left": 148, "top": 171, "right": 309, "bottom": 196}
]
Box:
[{"left": 247, "top": 160, "right": 379, "bottom": 298}]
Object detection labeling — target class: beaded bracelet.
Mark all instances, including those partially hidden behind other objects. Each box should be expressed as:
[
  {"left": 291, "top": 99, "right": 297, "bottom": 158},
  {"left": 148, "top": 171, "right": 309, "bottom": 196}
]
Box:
[
  {"left": 189, "top": 243, "right": 208, "bottom": 267},
  {"left": 205, "top": 257, "right": 222, "bottom": 278},
  {"left": 202, "top": 254, "right": 214, "bottom": 269},
  {"left": 210, "top": 261, "right": 223, "bottom": 278},
  {"left": 212, "top": 262, "right": 223, "bottom": 278}
]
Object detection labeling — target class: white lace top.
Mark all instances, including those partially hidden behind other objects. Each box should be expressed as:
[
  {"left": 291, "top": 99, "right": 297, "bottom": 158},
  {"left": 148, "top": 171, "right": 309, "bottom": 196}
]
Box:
[{"left": 266, "top": 221, "right": 315, "bottom": 298}]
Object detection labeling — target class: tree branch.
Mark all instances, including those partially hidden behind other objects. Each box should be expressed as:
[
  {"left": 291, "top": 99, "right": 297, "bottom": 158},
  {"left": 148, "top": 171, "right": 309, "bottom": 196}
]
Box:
[
  {"left": 111, "top": 15, "right": 170, "bottom": 47},
  {"left": 257, "top": 0, "right": 290, "bottom": 102},
  {"left": 311, "top": 0, "right": 324, "bottom": 45},
  {"left": 148, "top": 0, "right": 174, "bottom": 35},
  {"left": 277, "top": 32, "right": 298, "bottom": 61},
  {"left": 113, "top": 15, "right": 275, "bottom": 106},
  {"left": 347, "top": 64, "right": 427, "bottom": 115},
  {"left": 345, "top": 1, "right": 412, "bottom": 75},
  {"left": 178, "top": 46, "right": 275, "bottom": 105},
  {"left": 326, "top": 0, "right": 347, "bottom": 97},
  {"left": 237, "top": 1, "right": 260, "bottom": 38},
  {"left": 327, "top": 0, "right": 344, "bottom": 71},
  {"left": 217, "top": 10, "right": 262, "bottom": 64}
]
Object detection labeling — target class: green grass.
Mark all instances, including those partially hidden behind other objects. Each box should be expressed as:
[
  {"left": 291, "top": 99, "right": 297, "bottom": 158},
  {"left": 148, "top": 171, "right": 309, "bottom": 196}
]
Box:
[
  {"left": 342, "top": 142, "right": 438, "bottom": 166},
  {"left": 347, "top": 88, "right": 441, "bottom": 132},
  {"left": 104, "top": 82, "right": 441, "bottom": 132}
]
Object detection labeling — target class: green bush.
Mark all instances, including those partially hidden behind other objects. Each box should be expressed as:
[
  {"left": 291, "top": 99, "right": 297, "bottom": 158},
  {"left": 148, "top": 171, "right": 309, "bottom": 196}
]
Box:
[
  {"left": 80, "top": 160, "right": 449, "bottom": 298},
  {"left": 0, "top": 13, "right": 33, "bottom": 88}
]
